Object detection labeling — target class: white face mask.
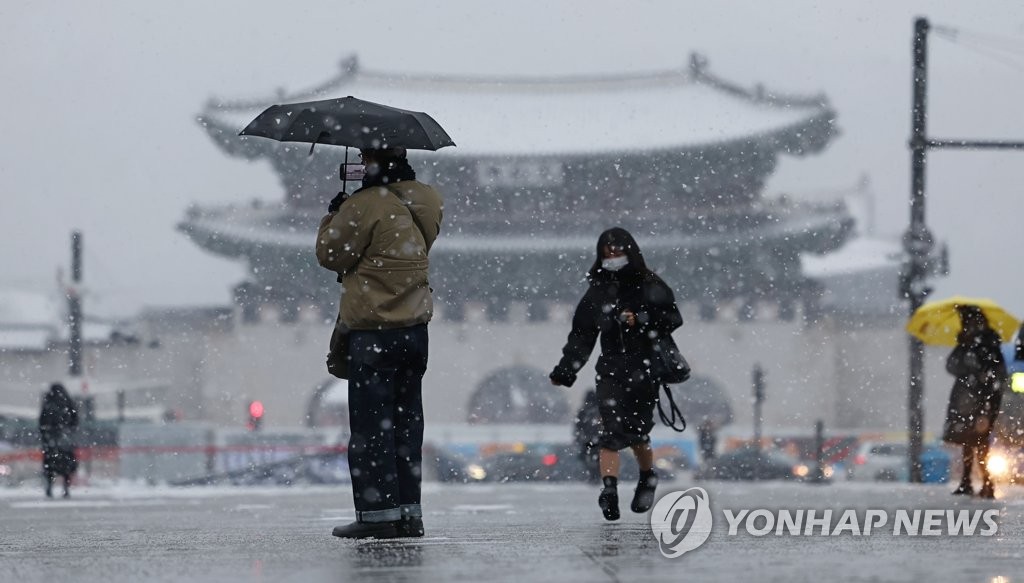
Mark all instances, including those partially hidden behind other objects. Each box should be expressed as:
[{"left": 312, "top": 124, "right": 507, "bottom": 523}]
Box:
[{"left": 602, "top": 256, "right": 629, "bottom": 272}]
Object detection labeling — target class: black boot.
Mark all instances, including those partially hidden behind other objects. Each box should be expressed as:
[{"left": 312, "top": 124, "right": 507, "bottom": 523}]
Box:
[
  {"left": 598, "top": 476, "right": 620, "bottom": 521},
  {"left": 332, "top": 521, "right": 400, "bottom": 539},
  {"left": 952, "top": 483, "right": 973, "bottom": 496},
  {"left": 978, "top": 482, "right": 995, "bottom": 500},
  {"left": 631, "top": 469, "right": 658, "bottom": 513},
  {"left": 395, "top": 516, "right": 425, "bottom": 538}
]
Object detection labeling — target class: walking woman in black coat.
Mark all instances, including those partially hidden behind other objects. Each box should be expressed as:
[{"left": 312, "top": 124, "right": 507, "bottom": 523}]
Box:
[
  {"left": 39, "top": 383, "right": 79, "bottom": 498},
  {"left": 550, "top": 228, "right": 683, "bottom": 520},
  {"left": 943, "top": 305, "right": 1007, "bottom": 499}
]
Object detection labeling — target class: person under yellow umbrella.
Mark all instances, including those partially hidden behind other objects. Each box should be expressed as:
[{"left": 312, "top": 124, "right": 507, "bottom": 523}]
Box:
[
  {"left": 907, "top": 295, "right": 1020, "bottom": 347},
  {"left": 939, "top": 305, "right": 1009, "bottom": 499}
]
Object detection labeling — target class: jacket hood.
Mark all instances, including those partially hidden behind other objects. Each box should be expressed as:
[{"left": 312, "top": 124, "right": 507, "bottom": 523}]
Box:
[{"left": 587, "top": 227, "right": 652, "bottom": 284}]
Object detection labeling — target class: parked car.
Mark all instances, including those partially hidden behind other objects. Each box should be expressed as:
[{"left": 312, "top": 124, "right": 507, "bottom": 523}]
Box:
[
  {"left": 694, "top": 445, "right": 831, "bottom": 482},
  {"left": 466, "top": 445, "right": 680, "bottom": 483},
  {"left": 848, "top": 442, "right": 908, "bottom": 482},
  {"left": 846, "top": 441, "right": 951, "bottom": 483},
  {"left": 466, "top": 451, "right": 581, "bottom": 483}
]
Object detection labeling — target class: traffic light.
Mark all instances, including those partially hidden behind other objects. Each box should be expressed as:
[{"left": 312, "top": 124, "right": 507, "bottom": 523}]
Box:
[{"left": 247, "top": 400, "right": 264, "bottom": 431}]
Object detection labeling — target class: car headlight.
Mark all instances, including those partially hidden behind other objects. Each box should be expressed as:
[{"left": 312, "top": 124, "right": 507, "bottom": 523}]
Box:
[
  {"left": 1012, "top": 372, "right": 1024, "bottom": 394},
  {"left": 466, "top": 464, "right": 487, "bottom": 481},
  {"left": 987, "top": 452, "right": 1010, "bottom": 479},
  {"left": 793, "top": 464, "right": 809, "bottom": 478}
]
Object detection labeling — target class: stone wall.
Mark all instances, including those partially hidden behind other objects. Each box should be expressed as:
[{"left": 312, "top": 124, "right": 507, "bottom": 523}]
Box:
[{"left": 1, "top": 306, "right": 953, "bottom": 436}]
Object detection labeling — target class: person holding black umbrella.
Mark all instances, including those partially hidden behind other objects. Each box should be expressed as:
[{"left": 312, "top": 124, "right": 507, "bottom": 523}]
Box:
[
  {"left": 241, "top": 95, "right": 452, "bottom": 539},
  {"left": 316, "top": 146, "right": 443, "bottom": 539},
  {"left": 549, "top": 227, "right": 683, "bottom": 521}
]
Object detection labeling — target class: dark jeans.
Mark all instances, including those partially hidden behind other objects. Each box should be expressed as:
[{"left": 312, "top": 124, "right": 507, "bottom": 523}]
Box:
[{"left": 347, "top": 324, "right": 428, "bottom": 523}]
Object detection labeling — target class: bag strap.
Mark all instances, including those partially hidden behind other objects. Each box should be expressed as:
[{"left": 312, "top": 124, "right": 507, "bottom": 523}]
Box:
[{"left": 657, "top": 383, "right": 687, "bottom": 433}]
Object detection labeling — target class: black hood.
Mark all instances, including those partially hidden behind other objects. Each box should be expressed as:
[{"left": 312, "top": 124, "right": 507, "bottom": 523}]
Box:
[{"left": 587, "top": 227, "right": 652, "bottom": 283}]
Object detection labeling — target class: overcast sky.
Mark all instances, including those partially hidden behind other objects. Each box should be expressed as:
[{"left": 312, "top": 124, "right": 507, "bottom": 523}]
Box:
[{"left": 2, "top": 1, "right": 1022, "bottom": 318}]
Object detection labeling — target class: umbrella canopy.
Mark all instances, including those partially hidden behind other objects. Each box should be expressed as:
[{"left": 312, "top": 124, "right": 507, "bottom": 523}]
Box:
[
  {"left": 906, "top": 295, "right": 1020, "bottom": 347},
  {"left": 239, "top": 96, "right": 455, "bottom": 151}
]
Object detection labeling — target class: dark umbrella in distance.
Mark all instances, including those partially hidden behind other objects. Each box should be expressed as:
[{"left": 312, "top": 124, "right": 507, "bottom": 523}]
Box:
[{"left": 239, "top": 95, "right": 456, "bottom": 154}]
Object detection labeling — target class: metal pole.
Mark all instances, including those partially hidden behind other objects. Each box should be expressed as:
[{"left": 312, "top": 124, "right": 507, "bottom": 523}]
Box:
[
  {"left": 68, "top": 231, "right": 83, "bottom": 378},
  {"left": 927, "top": 139, "right": 1024, "bottom": 150},
  {"left": 753, "top": 364, "right": 765, "bottom": 450},
  {"left": 813, "top": 419, "right": 827, "bottom": 484},
  {"left": 117, "top": 389, "right": 126, "bottom": 423},
  {"left": 905, "top": 17, "right": 932, "bottom": 484}
]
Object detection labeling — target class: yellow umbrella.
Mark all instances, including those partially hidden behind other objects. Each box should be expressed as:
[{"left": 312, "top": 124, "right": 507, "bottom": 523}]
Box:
[{"left": 906, "top": 296, "right": 1020, "bottom": 347}]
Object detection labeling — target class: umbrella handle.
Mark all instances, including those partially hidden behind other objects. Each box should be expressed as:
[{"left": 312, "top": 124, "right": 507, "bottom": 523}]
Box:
[
  {"left": 342, "top": 147, "right": 349, "bottom": 193},
  {"left": 308, "top": 131, "right": 330, "bottom": 156}
]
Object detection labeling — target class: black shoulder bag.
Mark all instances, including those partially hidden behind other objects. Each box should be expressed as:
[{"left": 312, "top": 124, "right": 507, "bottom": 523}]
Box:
[
  {"left": 649, "top": 334, "right": 691, "bottom": 432},
  {"left": 326, "top": 316, "right": 351, "bottom": 379}
]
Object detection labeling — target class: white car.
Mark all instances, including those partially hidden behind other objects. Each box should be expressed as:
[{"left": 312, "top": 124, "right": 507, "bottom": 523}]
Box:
[{"left": 847, "top": 442, "right": 908, "bottom": 482}]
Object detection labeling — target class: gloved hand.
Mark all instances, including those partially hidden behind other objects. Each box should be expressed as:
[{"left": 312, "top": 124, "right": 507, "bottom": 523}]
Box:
[{"left": 328, "top": 191, "right": 347, "bottom": 214}]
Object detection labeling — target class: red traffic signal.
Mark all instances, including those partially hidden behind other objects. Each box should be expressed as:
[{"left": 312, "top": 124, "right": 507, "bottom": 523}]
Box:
[{"left": 248, "top": 400, "right": 265, "bottom": 419}]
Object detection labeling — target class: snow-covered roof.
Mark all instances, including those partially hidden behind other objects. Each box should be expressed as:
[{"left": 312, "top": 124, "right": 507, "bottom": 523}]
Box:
[
  {"left": 801, "top": 237, "right": 902, "bottom": 278},
  {"left": 201, "top": 54, "right": 834, "bottom": 157},
  {"left": 0, "top": 290, "right": 61, "bottom": 327},
  {"left": 0, "top": 329, "right": 52, "bottom": 351},
  {"left": 180, "top": 200, "right": 851, "bottom": 255},
  {"left": 0, "top": 289, "right": 120, "bottom": 350}
]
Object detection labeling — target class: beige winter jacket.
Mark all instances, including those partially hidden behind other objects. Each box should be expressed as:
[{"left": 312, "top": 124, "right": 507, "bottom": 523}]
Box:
[{"left": 316, "top": 181, "right": 443, "bottom": 330}]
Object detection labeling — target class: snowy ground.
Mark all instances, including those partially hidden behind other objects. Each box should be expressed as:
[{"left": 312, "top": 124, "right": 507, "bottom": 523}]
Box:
[{"left": 1, "top": 478, "right": 1022, "bottom": 582}]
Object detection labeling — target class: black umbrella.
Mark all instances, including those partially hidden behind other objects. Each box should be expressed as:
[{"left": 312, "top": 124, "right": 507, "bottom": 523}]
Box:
[{"left": 239, "top": 96, "right": 456, "bottom": 154}]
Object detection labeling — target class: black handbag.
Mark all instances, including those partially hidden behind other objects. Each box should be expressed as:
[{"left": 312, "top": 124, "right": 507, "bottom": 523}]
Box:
[
  {"left": 326, "top": 318, "right": 351, "bottom": 379},
  {"left": 648, "top": 335, "right": 691, "bottom": 384}
]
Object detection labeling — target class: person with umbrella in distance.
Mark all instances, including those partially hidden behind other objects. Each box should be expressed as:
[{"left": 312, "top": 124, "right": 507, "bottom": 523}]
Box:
[
  {"left": 39, "top": 383, "right": 78, "bottom": 499},
  {"left": 943, "top": 305, "right": 1009, "bottom": 499},
  {"left": 549, "top": 228, "right": 683, "bottom": 520},
  {"left": 242, "top": 96, "right": 452, "bottom": 539}
]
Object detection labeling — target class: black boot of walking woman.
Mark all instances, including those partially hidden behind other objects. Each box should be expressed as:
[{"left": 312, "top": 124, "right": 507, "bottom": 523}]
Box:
[
  {"left": 598, "top": 476, "right": 620, "bottom": 521},
  {"left": 631, "top": 469, "right": 658, "bottom": 513}
]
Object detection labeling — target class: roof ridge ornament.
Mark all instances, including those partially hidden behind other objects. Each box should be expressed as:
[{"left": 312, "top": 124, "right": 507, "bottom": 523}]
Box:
[
  {"left": 205, "top": 53, "right": 361, "bottom": 112},
  {"left": 689, "top": 52, "right": 829, "bottom": 110}
]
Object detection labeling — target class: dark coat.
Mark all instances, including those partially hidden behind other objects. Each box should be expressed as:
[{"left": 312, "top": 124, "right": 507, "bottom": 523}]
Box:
[
  {"left": 39, "top": 386, "right": 79, "bottom": 477},
  {"left": 573, "top": 390, "right": 602, "bottom": 449},
  {"left": 942, "top": 329, "right": 1007, "bottom": 446},
  {"left": 550, "top": 267, "right": 683, "bottom": 387}
]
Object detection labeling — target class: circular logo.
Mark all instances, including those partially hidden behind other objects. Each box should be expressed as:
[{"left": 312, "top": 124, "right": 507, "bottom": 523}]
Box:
[{"left": 650, "top": 487, "right": 713, "bottom": 558}]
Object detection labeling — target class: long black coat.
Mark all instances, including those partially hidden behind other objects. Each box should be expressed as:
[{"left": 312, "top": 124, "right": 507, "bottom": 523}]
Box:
[
  {"left": 39, "top": 388, "right": 79, "bottom": 477},
  {"left": 942, "top": 329, "right": 1007, "bottom": 446},
  {"left": 551, "top": 269, "right": 683, "bottom": 387}
]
